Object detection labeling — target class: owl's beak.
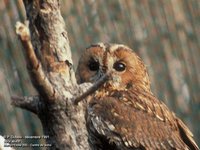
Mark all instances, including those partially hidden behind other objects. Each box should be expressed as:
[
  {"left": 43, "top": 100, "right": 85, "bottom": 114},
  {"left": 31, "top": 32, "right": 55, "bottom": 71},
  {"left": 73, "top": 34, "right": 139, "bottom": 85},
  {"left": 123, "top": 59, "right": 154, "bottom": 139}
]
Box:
[
  {"left": 97, "top": 69, "right": 105, "bottom": 78},
  {"left": 89, "top": 69, "right": 104, "bottom": 82}
]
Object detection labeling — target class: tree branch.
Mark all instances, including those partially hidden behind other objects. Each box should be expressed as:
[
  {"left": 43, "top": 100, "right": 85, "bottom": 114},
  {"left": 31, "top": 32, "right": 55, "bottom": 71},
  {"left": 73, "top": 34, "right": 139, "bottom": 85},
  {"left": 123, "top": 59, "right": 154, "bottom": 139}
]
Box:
[
  {"left": 74, "top": 74, "right": 109, "bottom": 105},
  {"left": 11, "top": 95, "right": 40, "bottom": 114},
  {"left": 16, "top": 22, "right": 55, "bottom": 99},
  {"left": 14, "top": 1, "right": 90, "bottom": 149}
]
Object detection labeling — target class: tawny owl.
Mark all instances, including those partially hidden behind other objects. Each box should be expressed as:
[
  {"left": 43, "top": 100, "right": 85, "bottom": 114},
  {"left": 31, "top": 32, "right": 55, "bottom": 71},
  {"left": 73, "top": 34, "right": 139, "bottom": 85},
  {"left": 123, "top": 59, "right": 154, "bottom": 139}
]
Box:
[{"left": 76, "top": 43, "right": 199, "bottom": 150}]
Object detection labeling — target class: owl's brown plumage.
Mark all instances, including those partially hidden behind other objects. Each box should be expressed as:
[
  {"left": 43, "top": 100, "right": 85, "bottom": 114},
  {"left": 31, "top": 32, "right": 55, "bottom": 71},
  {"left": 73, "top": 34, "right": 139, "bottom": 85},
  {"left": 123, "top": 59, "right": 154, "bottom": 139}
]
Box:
[{"left": 76, "top": 43, "right": 199, "bottom": 150}]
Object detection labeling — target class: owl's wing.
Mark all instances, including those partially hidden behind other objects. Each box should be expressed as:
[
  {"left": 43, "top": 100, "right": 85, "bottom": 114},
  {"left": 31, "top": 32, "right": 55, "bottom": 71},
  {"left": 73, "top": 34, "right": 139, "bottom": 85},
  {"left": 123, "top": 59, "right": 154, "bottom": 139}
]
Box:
[
  {"left": 128, "top": 88, "right": 199, "bottom": 149},
  {"left": 177, "top": 118, "right": 199, "bottom": 150},
  {"left": 88, "top": 89, "right": 199, "bottom": 150},
  {"left": 126, "top": 89, "right": 199, "bottom": 150}
]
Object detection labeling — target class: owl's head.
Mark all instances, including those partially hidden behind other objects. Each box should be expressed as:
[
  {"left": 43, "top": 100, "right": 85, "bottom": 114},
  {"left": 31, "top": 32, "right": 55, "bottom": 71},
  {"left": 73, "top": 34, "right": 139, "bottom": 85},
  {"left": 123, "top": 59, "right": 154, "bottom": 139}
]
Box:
[{"left": 76, "top": 43, "right": 150, "bottom": 91}]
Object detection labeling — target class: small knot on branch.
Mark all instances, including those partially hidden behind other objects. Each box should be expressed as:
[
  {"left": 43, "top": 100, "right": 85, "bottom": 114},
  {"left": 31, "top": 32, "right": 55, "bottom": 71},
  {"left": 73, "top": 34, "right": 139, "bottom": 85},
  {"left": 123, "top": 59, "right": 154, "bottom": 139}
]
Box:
[{"left": 16, "top": 21, "right": 30, "bottom": 41}]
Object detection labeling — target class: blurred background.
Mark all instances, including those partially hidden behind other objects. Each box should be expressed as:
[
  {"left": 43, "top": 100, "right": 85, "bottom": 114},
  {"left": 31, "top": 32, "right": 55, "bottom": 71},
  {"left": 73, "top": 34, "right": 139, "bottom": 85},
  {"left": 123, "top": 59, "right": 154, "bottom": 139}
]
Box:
[{"left": 0, "top": 0, "right": 199, "bottom": 149}]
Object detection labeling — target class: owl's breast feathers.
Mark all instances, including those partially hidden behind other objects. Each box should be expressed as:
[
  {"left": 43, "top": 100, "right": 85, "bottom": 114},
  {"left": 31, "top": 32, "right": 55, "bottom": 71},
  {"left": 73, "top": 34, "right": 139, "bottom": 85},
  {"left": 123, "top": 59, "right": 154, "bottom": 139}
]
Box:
[{"left": 87, "top": 86, "right": 199, "bottom": 150}]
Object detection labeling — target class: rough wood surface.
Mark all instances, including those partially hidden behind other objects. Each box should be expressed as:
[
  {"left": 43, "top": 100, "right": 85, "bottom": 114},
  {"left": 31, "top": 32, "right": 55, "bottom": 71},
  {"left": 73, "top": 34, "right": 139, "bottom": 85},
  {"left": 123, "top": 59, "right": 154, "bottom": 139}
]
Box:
[{"left": 12, "top": 0, "right": 91, "bottom": 149}]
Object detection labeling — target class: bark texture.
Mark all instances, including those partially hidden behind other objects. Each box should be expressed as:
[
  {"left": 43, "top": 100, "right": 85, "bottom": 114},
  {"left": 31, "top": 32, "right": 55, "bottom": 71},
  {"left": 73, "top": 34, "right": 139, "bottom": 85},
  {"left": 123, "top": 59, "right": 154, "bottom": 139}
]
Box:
[{"left": 13, "top": 0, "right": 91, "bottom": 149}]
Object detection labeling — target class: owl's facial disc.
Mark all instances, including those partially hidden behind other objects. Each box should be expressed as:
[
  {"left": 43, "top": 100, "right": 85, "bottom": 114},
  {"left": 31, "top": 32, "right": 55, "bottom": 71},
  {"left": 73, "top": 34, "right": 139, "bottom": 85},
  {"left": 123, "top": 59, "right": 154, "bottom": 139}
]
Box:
[
  {"left": 87, "top": 52, "right": 128, "bottom": 87},
  {"left": 76, "top": 43, "right": 151, "bottom": 91}
]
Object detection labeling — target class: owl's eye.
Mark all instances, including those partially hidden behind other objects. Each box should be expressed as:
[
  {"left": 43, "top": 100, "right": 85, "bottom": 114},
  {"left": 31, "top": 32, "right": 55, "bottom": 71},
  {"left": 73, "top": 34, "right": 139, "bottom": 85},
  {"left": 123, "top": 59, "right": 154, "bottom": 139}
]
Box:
[
  {"left": 88, "top": 58, "right": 99, "bottom": 71},
  {"left": 113, "top": 61, "right": 126, "bottom": 72}
]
